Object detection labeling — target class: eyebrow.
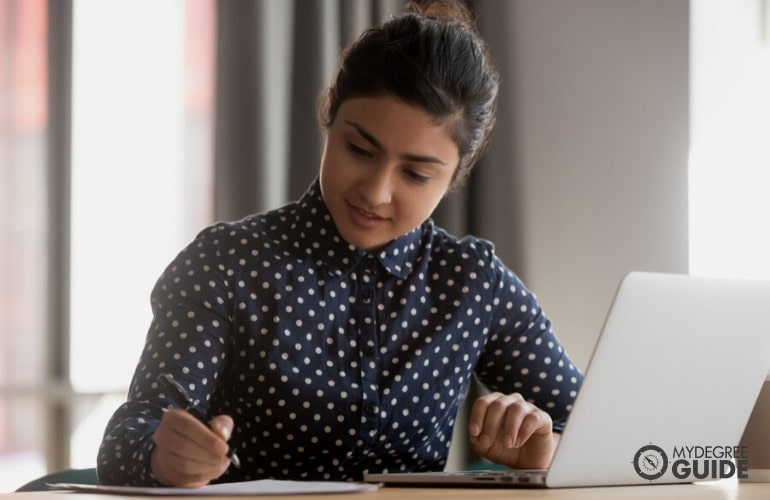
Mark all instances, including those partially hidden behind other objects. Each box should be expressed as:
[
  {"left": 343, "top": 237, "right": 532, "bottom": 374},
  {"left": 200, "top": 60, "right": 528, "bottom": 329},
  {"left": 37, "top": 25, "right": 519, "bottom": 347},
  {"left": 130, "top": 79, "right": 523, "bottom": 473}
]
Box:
[{"left": 344, "top": 120, "right": 448, "bottom": 166}]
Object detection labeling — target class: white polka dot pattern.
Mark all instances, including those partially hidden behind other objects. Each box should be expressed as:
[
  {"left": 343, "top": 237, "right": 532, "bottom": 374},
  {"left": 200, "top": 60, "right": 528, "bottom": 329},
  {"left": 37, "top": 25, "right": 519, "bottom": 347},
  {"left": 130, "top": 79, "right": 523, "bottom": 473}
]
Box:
[{"left": 97, "top": 179, "right": 583, "bottom": 485}]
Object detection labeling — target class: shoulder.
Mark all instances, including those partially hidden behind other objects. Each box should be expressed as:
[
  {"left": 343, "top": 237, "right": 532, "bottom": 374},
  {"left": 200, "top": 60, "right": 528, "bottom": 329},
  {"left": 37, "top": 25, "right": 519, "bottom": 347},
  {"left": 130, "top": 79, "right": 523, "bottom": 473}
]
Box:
[
  {"left": 428, "top": 222, "right": 500, "bottom": 269},
  {"left": 194, "top": 201, "right": 300, "bottom": 250},
  {"left": 426, "top": 222, "right": 527, "bottom": 295}
]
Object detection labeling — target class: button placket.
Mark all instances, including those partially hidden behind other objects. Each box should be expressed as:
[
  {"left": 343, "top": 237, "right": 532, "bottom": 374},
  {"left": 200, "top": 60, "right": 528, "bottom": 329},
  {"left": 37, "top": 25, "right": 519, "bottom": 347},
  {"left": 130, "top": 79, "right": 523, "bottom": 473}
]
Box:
[{"left": 357, "top": 257, "right": 380, "bottom": 449}]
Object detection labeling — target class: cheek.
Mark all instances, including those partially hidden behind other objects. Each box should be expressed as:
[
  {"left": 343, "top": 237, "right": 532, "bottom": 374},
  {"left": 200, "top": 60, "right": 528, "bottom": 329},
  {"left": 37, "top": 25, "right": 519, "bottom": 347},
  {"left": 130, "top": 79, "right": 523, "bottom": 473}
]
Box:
[
  {"left": 403, "top": 190, "right": 445, "bottom": 223},
  {"left": 320, "top": 159, "right": 342, "bottom": 191},
  {"left": 319, "top": 146, "right": 339, "bottom": 187},
  {"left": 320, "top": 143, "right": 350, "bottom": 179}
]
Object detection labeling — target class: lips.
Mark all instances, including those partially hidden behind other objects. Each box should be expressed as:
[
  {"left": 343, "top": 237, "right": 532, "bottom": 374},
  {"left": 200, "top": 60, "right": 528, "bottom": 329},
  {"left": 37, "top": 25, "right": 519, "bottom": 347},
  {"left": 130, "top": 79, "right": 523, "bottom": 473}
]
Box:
[{"left": 347, "top": 201, "right": 388, "bottom": 229}]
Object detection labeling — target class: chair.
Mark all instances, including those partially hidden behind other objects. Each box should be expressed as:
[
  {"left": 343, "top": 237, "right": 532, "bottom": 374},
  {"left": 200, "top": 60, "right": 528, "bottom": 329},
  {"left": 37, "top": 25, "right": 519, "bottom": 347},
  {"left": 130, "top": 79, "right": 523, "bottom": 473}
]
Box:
[{"left": 15, "top": 468, "right": 97, "bottom": 492}]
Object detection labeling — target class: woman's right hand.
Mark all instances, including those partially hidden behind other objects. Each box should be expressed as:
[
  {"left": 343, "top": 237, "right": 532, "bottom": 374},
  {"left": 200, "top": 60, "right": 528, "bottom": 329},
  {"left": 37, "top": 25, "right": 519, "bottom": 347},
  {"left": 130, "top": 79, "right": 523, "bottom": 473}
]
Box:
[{"left": 150, "top": 408, "right": 234, "bottom": 488}]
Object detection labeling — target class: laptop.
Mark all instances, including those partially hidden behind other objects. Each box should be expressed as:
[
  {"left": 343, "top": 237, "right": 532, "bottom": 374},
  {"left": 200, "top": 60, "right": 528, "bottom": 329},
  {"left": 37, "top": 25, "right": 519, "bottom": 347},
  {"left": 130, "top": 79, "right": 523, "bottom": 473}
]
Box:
[{"left": 364, "top": 271, "right": 770, "bottom": 488}]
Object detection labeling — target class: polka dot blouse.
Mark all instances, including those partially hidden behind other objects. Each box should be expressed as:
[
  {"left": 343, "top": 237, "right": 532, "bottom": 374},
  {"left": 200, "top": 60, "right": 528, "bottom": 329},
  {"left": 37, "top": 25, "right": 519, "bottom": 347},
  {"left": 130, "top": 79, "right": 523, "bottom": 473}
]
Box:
[{"left": 97, "top": 178, "right": 583, "bottom": 485}]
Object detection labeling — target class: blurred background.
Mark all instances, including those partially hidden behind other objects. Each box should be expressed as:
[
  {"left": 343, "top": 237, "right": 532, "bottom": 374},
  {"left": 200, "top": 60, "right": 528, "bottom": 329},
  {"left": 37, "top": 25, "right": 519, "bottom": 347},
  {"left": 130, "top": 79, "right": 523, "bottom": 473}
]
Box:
[{"left": 1, "top": 0, "right": 769, "bottom": 491}]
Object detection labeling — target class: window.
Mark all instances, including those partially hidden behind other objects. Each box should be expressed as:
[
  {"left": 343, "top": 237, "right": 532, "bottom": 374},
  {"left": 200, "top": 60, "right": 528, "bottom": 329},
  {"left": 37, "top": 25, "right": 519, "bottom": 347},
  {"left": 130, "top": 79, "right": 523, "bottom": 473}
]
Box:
[
  {"left": 68, "top": 0, "right": 215, "bottom": 468},
  {"left": 689, "top": 1, "right": 770, "bottom": 280},
  {"left": 0, "top": 0, "right": 214, "bottom": 488},
  {"left": 0, "top": 0, "right": 50, "bottom": 490}
]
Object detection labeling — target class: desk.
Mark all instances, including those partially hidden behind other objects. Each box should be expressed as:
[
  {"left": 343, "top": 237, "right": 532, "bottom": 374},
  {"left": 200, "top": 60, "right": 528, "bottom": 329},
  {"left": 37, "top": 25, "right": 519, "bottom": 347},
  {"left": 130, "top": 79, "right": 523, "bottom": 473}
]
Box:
[{"left": 4, "top": 482, "right": 770, "bottom": 500}]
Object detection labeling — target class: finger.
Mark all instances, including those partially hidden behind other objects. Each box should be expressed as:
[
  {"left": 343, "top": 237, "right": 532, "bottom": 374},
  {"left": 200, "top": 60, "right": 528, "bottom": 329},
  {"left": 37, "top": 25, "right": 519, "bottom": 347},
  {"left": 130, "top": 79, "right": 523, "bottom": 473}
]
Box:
[
  {"left": 154, "top": 410, "right": 229, "bottom": 469},
  {"left": 469, "top": 392, "right": 518, "bottom": 434},
  {"left": 468, "top": 392, "right": 500, "bottom": 442},
  {"left": 158, "top": 446, "right": 229, "bottom": 480},
  {"left": 152, "top": 410, "right": 229, "bottom": 488},
  {"left": 469, "top": 393, "right": 523, "bottom": 451},
  {"left": 170, "top": 410, "right": 231, "bottom": 460},
  {"left": 499, "top": 399, "right": 545, "bottom": 449},
  {"left": 152, "top": 447, "right": 229, "bottom": 488},
  {"left": 209, "top": 414, "right": 234, "bottom": 442},
  {"left": 514, "top": 408, "right": 552, "bottom": 448}
]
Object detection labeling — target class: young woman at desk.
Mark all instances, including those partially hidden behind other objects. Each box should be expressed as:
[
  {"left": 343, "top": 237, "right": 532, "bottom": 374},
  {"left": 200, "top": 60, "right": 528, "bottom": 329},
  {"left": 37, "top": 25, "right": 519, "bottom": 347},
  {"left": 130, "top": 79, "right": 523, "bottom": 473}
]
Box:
[{"left": 97, "top": 0, "right": 583, "bottom": 488}]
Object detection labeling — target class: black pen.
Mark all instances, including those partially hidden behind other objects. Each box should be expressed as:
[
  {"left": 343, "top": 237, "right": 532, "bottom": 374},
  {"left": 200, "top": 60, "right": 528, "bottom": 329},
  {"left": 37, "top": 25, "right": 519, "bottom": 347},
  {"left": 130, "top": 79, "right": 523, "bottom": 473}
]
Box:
[{"left": 157, "top": 373, "right": 241, "bottom": 468}]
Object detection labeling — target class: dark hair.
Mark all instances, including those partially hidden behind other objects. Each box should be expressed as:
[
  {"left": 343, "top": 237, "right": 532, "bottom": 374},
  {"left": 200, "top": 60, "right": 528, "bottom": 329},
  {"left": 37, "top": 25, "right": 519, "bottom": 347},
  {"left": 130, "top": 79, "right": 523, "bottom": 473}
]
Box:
[{"left": 317, "top": 0, "right": 499, "bottom": 189}]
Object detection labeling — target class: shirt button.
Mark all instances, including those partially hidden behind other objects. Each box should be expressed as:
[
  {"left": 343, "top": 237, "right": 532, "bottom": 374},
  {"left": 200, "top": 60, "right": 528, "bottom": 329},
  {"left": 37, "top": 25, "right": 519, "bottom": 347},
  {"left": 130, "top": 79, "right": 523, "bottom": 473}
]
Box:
[
  {"left": 364, "top": 404, "right": 378, "bottom": 415},
  {"left": 361, "top": 288, "right": 373, "bottom": 303},
  {"left": 363, "top": 344, "right": 375, "bottom": 355}
]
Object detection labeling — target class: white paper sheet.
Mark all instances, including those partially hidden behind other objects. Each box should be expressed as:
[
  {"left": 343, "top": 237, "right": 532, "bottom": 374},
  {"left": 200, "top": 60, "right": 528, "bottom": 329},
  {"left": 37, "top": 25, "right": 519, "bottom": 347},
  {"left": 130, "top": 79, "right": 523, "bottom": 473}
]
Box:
[{"left": 48, "top": 479, "right": 380, "bottom": 496}]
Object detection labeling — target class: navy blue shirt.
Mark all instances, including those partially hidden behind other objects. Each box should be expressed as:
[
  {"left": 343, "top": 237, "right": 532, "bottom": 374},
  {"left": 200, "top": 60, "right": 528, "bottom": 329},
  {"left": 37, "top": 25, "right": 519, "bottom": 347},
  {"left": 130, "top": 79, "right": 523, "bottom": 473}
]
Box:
[{"left": 97, "top": 179, "right": 583, "bottom": 485}]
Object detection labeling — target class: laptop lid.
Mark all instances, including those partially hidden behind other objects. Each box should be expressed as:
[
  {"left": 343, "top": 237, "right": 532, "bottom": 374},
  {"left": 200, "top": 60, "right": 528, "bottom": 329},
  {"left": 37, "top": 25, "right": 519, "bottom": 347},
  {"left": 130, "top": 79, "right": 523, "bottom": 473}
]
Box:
[{"left": 545, "top": 271, "right": 770, "bottom": 487}]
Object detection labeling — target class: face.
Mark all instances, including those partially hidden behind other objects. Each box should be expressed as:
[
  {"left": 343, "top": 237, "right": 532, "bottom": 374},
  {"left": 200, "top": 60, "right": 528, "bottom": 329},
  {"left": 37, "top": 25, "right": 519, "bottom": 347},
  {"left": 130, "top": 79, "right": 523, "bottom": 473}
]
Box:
[{"left": 319, "top": 95, "right": 459, "bottom": 252}]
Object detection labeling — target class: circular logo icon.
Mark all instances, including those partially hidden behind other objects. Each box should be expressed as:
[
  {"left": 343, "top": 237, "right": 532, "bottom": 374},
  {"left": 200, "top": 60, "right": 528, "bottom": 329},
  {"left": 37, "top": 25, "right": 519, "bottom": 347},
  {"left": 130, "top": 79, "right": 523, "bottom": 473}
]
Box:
[{"left": 633, "top": 444, "right": 668, "bottom": 481}]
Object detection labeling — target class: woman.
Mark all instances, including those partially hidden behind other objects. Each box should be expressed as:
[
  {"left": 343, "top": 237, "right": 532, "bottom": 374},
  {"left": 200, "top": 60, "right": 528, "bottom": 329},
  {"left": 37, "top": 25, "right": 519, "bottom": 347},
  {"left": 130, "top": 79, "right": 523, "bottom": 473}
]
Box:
[{"left": 97, "top": 0, "right": 583, "bottom": 487}]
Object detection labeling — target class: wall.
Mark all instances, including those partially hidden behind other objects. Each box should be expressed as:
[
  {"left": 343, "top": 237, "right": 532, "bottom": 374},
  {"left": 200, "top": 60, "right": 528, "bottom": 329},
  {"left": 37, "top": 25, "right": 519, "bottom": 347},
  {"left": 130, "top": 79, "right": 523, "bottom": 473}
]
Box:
[{"left": 477, "top": 0, "right": 691, "bottom": 369}]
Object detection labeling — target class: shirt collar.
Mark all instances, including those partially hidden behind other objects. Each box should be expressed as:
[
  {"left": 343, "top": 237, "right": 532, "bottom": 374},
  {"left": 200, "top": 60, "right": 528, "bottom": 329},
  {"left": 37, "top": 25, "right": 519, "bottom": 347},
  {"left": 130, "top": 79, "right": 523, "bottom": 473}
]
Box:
[{"left": 295, "top": 178, "right": 426, "bottom": 280}]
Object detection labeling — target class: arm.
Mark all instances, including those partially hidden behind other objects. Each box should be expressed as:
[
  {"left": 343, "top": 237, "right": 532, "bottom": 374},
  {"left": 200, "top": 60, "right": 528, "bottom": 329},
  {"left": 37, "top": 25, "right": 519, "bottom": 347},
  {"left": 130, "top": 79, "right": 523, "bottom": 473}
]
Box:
[
  {"left": 470, "top": 252, "right": 582, "bottom": 468},
  {"left": 97, "top": 228, "right": 235, "bottom": 486}
]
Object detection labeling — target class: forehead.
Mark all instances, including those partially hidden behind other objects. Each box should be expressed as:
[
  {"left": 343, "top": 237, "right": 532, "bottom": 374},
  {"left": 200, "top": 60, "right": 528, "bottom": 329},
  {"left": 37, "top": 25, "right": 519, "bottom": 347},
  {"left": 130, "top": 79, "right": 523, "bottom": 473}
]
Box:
[{"left": 335, "top": 95, "right": 460, "bottom": 155}]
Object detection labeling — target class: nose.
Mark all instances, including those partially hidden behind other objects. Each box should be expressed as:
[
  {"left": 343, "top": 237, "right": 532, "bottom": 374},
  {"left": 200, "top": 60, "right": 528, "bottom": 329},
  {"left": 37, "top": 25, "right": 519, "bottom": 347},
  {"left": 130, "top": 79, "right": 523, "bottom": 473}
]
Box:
[{"left": 358, "top": 167, "right": 393, "bottom": 207}]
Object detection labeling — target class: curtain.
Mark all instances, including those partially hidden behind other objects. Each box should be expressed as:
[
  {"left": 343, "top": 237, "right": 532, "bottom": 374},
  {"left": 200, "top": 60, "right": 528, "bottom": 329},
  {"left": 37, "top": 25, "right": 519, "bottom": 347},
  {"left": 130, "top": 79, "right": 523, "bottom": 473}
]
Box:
[{"left": 47, "top": 0, "right": 74, "bottom": 469}]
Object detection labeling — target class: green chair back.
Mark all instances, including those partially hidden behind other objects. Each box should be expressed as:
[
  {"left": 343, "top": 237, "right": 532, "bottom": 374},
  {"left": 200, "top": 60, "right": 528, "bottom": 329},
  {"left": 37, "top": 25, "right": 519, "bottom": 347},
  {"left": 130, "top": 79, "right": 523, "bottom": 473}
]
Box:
[{"left": 16, "top": 467, "right": 97, "bottom": 492}]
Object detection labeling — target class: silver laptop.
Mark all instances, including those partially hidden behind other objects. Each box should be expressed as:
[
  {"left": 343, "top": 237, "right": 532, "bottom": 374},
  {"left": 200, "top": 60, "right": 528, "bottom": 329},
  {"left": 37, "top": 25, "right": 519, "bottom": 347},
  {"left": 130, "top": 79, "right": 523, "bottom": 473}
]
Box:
[{"left": 364, "top": 272, "right": 770, "bottom": 488}]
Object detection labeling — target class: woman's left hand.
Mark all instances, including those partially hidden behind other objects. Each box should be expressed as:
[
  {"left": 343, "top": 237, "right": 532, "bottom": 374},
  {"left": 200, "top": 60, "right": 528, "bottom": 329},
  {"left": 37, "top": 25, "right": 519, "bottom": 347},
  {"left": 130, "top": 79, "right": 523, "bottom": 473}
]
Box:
[{"left": 468, "top": 392, "right": 558, "bottom": 469}]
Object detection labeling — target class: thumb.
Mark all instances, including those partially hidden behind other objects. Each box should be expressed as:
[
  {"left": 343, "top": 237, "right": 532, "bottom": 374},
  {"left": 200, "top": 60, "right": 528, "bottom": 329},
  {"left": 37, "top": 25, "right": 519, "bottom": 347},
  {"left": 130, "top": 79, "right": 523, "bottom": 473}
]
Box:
[{"left": 209, "top": 414, "right": 234, "bottom": 442}]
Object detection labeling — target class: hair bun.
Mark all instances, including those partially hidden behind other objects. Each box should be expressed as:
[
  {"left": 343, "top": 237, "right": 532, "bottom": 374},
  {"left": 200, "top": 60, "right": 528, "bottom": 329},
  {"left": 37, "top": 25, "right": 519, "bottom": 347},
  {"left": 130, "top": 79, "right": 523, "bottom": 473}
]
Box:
[{"left": 405, "top": 0, "right": 476, "bottom": 31}]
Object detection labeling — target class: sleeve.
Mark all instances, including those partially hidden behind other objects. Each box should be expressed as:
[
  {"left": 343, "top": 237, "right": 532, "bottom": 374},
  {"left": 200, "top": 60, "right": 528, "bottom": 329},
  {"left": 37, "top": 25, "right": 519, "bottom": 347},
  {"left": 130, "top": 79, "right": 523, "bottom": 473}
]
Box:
[
  {"left": 96, "top": 225, "right": 235, "bottom": 485},
  {"left": 474, "top": 249, "right": 584, "bottom": 432}
]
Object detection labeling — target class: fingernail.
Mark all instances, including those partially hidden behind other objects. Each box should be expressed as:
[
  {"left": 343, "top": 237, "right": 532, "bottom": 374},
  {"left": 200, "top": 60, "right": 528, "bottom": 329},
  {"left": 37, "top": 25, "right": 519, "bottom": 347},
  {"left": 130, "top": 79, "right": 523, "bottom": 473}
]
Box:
[
  {"left": 219, "top": 424, "right": 231, "bottom": 440},
  {"left": 505, "top": 436, "right": 515, "bottom": 449},
  {"left": 479, "top": 435, "right": 492, "bottom": 448},
  {"left": 469, "top": 424, "right": 480, "bottom": 436}
]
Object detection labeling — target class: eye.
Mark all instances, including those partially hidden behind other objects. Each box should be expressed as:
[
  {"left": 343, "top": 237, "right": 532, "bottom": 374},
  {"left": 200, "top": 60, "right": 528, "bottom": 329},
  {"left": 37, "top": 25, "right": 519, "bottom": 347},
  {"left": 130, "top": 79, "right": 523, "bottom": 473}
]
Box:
[
  {"left": 345, "top": 142, "right": 373, "bottom": 158},
  {"left": 404, "top": 169, "right": 430, "bottom": 185}
]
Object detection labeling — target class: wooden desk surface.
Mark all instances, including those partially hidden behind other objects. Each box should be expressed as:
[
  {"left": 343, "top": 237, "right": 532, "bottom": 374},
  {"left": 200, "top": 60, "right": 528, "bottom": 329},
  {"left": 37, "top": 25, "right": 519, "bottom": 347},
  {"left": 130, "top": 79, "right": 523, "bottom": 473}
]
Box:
[{"left": 5, "top": 482, "right": 770, "bottom": 500}]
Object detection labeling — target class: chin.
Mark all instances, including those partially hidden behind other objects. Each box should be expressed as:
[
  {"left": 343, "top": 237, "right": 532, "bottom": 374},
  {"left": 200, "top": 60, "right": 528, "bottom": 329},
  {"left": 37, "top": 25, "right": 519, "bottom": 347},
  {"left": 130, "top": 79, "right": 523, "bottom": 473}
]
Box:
[
  {"left": 342, "top": 233, "right": 386, "bottom": 252},
  {"left": 353, "top": 239, "right": 386, "bottom": 253}
]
